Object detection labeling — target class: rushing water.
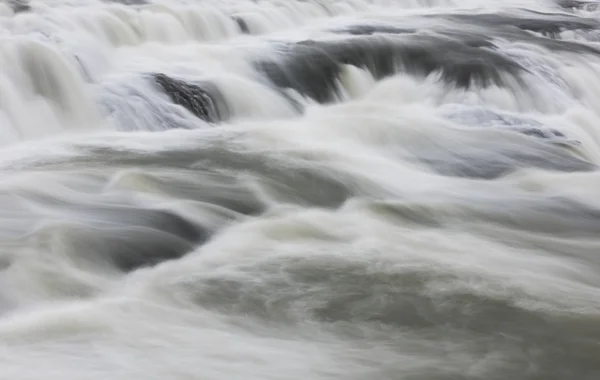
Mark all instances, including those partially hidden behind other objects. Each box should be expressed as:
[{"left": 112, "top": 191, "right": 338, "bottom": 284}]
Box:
[{"left": 1, "top": 0, "right": 600, "bottom": 378}]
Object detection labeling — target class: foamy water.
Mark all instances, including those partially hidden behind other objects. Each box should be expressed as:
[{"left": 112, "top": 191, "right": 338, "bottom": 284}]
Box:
[{"left": 0, "top": 0, "right": 600, "bottom": 378}]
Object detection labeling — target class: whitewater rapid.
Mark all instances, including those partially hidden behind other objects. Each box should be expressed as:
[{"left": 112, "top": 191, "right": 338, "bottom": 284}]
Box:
[{"left": 1, "top": 0, "right": 600, "bottom": 379}]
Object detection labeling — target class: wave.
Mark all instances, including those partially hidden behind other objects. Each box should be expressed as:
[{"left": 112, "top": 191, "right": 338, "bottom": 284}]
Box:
[{"left": 1, "top": 0, "right": 600, "bottom": 379}]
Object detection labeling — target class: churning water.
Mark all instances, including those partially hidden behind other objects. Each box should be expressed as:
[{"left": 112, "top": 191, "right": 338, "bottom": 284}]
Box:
[{"left": 1, "top": 0, "right": 600, "bottom": 378}]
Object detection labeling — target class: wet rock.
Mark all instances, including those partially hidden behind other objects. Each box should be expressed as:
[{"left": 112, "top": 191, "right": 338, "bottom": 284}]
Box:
[
  {"left": 152, "top": 73, "right": 228, "bottom": 123},
  {"left": 6, "top": 0, "right": 30, "bottom": 13}
]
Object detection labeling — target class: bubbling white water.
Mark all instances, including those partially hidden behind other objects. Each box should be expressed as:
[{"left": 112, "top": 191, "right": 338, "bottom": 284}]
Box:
[{"left": 1, "top": 0, "right": 600, "bottom": 379}]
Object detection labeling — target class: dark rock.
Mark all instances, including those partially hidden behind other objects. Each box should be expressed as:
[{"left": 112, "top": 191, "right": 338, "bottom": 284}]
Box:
[
  {"left": 6, "top": 0, "right": 30, "bottom": 13},
  {"left": 557, "top": 0, "right": 599, "bottom": 10},
  {"left": 233, "top": 16, "right": 250, "bottom": 34},
  {"left": 103, "top": 0, "right": 148, "bottom": 5},
  {"left": 253, "top": 34, "right": 525, "bottom": 104},
  {"left": 152, "top": 73, "right": 228, "bottom": 123},
  {"left": 435, "top": 11, "right": 600, "bottom": 38}
]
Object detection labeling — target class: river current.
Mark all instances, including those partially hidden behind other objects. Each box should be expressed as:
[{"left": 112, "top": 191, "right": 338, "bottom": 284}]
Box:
[{"left": 0, "top": 0, "right": 600, "bottom": 379}]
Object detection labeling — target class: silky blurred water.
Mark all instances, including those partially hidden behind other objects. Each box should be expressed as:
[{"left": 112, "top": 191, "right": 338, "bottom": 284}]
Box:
[{"left": 0, "top": 0, "right": 600, "bottom": 379}]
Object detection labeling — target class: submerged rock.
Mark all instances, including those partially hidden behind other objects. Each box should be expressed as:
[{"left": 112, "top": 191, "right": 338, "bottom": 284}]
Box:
[{"left": 6, "top": 0, "right": 30, "bottom": 13}]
